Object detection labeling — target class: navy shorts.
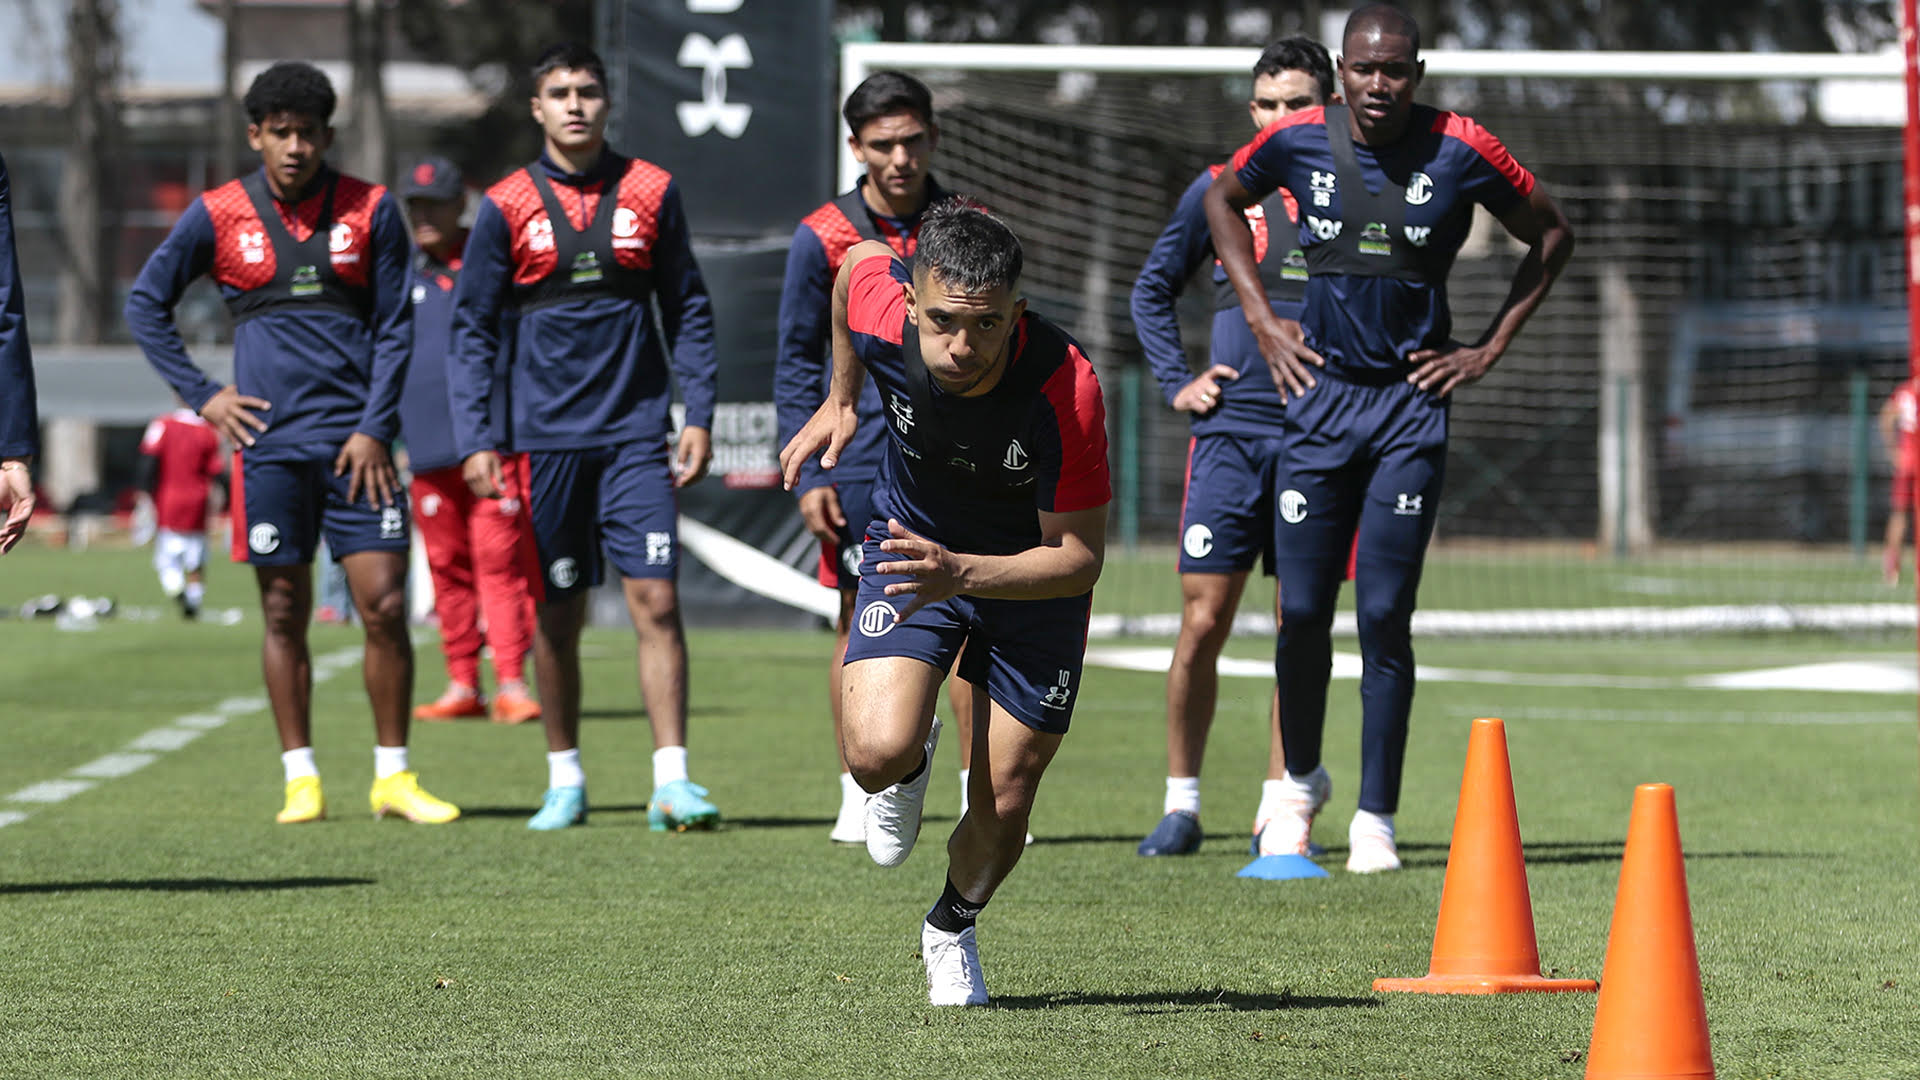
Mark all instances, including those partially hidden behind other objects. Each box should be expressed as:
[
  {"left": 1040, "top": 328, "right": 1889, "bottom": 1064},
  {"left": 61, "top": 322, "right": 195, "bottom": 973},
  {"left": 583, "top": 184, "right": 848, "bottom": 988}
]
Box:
[
  {"left": 1178, "top": 433, "right": 1283, "bottom": 575},
  {"left": 813, "top": 481, "right": 875, "bottom": 590},
  {"left": 232, "top": 456, "right": 411, "bottom": 567},
  {"left": 527, "top": 440, "right": 678, "bottom": 597},
  {"left": 841, "top": 522, "right": 1092, "bottom": 734}
]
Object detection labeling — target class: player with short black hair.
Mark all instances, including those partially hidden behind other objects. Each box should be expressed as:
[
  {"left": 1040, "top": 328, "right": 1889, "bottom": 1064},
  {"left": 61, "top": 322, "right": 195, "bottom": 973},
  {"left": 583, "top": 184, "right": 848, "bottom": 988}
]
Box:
[
  {"left": 1205, "top": 5, "right": 1573, "bottom": 871},
  {"left": 778, "top": 70, "right": 997, "bottom": 845},
  {"left": 127, "top": 60, "right": 459, "bottom": 826},
  {"left": 450, "top": 43, "right": 721, "bottom": 832},
  {"left": 1130, "top": 37, "right": 1336, "bottom": 859},
  {"left": 0, "top": 152, "right": 37, "bottom": 555},
  {"left": 781, "top": 203, "right": 1110, "bottom": 1006}
]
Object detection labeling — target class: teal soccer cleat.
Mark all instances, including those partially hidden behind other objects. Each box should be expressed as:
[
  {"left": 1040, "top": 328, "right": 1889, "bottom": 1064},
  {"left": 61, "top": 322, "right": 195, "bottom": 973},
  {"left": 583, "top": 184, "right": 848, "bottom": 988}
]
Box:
[
  {"left": 649, "top": 779, "right": 720, "bottom": 832},
  {"left": 528, "top": 786, "right": 588, "bottom": 830}
]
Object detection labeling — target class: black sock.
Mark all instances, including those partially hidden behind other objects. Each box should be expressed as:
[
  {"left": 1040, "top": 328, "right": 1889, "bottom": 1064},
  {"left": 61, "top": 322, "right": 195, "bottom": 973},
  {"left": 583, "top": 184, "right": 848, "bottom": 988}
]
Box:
[
  {"left": 898, "top": 752, "right": 928, "bottom": 786},
  {"left": 925, "top": 877, "right": 986, "bottom": 934}
]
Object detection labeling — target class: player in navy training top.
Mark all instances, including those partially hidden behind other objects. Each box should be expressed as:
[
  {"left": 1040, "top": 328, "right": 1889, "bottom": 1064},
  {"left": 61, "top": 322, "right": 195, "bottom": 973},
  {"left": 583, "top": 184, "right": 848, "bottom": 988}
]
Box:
[
  {"left": 0, "top": 152, "right": 38, "bottom": 555},
  {"left": 776, "top": 71, "right": 990, "bottom": 845},
  {"left": 395, "top": 156, "right": 542, "bottom": 727},
  {"left": 781, "top": 205, "right": 1110, "bottom": 1007},
  {"left": 1129, "top": 37, "right": 1334, "bottom": 860},
  {"left": 126, "top": 62, "right": 460, "bottom": 826},
  {"left": 448, "top": 43, "right": 721, "bottom": 833},
  {"left": 1204, "top": 5, "right": 1573, "bottom": 872}
]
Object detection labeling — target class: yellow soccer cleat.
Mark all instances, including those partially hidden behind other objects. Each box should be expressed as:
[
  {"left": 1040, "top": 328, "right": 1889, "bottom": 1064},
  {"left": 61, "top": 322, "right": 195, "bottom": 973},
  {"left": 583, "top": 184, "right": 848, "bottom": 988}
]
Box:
[
  {"left": 276, "top": 775, "right": 326, "bottom": 824},
  {"left": 369, "top": 771, "right": 461, "bottom": 824}
]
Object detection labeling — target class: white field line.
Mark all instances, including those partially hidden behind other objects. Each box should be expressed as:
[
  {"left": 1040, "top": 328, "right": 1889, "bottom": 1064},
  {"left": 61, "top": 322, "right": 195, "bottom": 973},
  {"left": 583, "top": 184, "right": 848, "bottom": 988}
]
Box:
[
  {"left": 0, "top": 644, "right": 365, "bottom": 829},
  {"left": 1084, "top": 646, "right": 1920, "bottom": 705}
]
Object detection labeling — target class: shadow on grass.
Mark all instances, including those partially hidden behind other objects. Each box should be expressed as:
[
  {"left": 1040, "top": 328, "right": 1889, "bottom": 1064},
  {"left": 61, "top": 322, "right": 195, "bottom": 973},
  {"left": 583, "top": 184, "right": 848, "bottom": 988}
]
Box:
[
  {"left": 991, "top": 988, "right": 1381, "bottom": 1014},
  {"left": 1, "top": 876, "right": 374, "bottom": 895},
  {"left": 455, "top": 803, "right": 651, "bottom": 819}
]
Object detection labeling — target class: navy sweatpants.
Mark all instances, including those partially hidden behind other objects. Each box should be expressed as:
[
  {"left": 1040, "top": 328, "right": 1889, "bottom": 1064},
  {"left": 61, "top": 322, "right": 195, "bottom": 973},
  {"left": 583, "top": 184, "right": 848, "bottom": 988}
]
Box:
[{"left": 1271, "top": 374, "right": 1445, "bottom": 814}]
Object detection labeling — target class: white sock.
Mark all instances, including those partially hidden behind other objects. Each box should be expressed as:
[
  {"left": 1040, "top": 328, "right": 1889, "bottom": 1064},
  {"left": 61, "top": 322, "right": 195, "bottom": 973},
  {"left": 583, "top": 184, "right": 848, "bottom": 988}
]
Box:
[
  {"left": 652, "top": 745, "right": 688, "bottom": 789},
  {"left": 1256, "top": 778, "right": 1288, "bottom": 821},
  {"left": 839, "top": 771, "right": 864, "bottom": 802},
  {"left": 281, "top": 747, "right": 318, "bottom": 782},
  {"left": 159, "top": 568, "right": 186, "bottom": 597},
  {"left": 184, "top": 581, "right": 204, "bottom": 607},
  {"left": 548, "top": 748, "right": 585, "bottom": 790},
  {"left": 1352, "top": 809, "right": 1395, "bottom": 838},
  {"left": 373, "top": 745, "right": 409, "bottom": 779},
  {"left": 1164, "top": 776, "right": 1201, "bottom": 817}
]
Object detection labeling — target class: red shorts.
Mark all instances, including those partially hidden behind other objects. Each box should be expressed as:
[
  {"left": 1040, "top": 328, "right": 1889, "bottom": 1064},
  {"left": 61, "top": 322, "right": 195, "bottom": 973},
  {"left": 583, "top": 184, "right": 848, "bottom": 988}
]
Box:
[{"left": 1895, "top": 470, "right": 1915, "bottom": 512}]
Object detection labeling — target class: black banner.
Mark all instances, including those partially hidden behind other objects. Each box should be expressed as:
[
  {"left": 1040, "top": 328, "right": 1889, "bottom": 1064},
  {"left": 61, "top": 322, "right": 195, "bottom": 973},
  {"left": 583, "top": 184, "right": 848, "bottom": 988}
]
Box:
[{"left": 599, "top": 0, "right": 838, "bottom": 239}]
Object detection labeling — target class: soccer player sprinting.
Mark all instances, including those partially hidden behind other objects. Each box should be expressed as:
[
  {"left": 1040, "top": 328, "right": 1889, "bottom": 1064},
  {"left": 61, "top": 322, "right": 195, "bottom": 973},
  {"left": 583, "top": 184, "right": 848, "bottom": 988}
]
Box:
[
  {"left": 0, "top": 151, "right": 38, "bottom": 555},
  {"left": 1204, "top": 5, "right": 1573, "bottom": 871},
  {"left": 449, "top": 43, "right": 720, "bottom": 832},
  {"left": 1130, "top": 37, "right": 1335, "bottom": 859},
  {"left": 776, "top": 71, "right": 989, "bottom": 845},
  {"left": 126, "top": 62, "right": 459, "bottom": 825},
  {"left": 781, "top": 204, "right": 1109, "bottom": 1005},
  {"left": 395, "top": 156, "right": 542, "bottom": 726},
  {"left": 134, "top": 403, "right": 224, "bottom": 619}
]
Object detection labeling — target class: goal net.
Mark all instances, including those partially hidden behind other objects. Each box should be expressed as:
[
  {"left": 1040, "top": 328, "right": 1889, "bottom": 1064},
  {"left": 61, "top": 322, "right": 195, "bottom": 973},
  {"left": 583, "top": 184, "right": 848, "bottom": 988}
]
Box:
[{"left": 840, "top": 44, "right": 1911, "bottom": 637}]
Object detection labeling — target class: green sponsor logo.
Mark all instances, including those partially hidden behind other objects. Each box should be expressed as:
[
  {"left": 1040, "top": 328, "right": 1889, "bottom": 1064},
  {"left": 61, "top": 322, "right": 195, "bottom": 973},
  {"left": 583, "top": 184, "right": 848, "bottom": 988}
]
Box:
[
  {"left": 569, "top": 251, "right": 604, "bottom": 285},
  {"left": 1359, "top": 222, "right": 1391, "bottom": 256},
  {"left": 290, "top": 265, "right": 322, "bottom": 296}
]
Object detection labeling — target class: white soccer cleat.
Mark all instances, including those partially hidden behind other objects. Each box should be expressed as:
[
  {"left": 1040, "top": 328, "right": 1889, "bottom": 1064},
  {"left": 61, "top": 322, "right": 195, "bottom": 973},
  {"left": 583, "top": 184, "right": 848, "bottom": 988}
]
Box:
[
  {"left": 865, "top": 717, "right": 940, "bottom": 868},
  {"left": 830, "top": 782, "right": 867, "bottom": 845},
  {"left": 1345, "top": 811, "right": 1402, "bottom": 873},
  {"left": 922, "top": 920, "right": 989, "bottom": 1006},
  {"left": 1255, "top": 765, "right": 1332, "bottom": 857}
]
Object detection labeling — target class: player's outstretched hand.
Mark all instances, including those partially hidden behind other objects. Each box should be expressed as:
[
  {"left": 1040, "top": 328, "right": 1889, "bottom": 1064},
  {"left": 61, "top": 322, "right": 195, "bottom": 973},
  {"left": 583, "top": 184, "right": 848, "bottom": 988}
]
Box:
[
  {"left": 797, "top": 486, "right": 846, "bottom": 547},
  {"left": 461, "top": 450, "right": 504, "bottom": 499},
  {"left": 674, "top": 426, "right": 712, "bottom": 488},
  {"left": 1408, "top": 340, "right": 1495, "bottom": 398},
  {"left": 334, "top": 433, "right": 397, "bottom": 507},
  {"left": 1253, "top": 318, "right": 1322, "bottom": 402},
  {"left": 873, "top": 517, "right": 964, "bottom": 621},
  {"left": 199, "top": 385, "right": 271, "bottom": 447},
  {"left": 778, "top": 399, "right": 859, "bottom": 491},
  {"left": 0, "top": 459, "right": 35, "bottom": 555},
  {"left": 1173, "top": 364, "right": 1240, "bottom": 415}
]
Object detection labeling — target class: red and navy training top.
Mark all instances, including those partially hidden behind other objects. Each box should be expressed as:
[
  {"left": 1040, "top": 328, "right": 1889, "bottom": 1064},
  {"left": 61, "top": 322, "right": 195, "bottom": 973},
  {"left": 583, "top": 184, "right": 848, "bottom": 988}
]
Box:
[
  {"left": 126, "top": 166, "right": 413, "bottom": 462},
  {"left": 1230, "top": 104, "right": 1535, "bottom": 381},
  {"left": 844, "top": 255, "right": 1111, "bottom": 557},
  {"left": 139, "top": 409, "right": 222, "bottom": 533}
]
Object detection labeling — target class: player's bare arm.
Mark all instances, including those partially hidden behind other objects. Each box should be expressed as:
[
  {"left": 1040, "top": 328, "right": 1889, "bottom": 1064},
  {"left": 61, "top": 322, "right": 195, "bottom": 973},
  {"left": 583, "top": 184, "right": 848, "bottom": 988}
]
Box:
[
  {"left": 0, "top": 457, "right": 33, "bottom": 555},
  {"left": 873, "top": 504, "right": 1107, "bottom": 620},
  {"left": 461, "top": 449, "right": 504, "bottom": 499},
  {"left": 674, "top": 426, "right": 712, "bottom": 488},
  {"left": 199, "top": 385, "right": 271, "bottom": 447},
  {"left": 335, "top": 431, "right": 397, "bottom": 507},
  {"left": 779, "top": 240, "right": 893, "bottom": 489},
  {"left": 797, "top": 485, "right": 847, "bottom": 546},
  {"left": 1171, "top": 364, "right": 1240, "bottom": 415},
  {"left": 1408, "top": 184, "right": 1574, "bottom": 397},
  {"left": 1203, "top": 168, "right": 1322, "bottom": 400}
]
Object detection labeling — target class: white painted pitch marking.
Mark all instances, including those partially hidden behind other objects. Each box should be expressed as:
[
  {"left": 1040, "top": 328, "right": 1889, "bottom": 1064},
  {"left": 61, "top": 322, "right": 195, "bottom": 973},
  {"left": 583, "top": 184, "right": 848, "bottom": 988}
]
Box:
[
  {"left": 0, "top": 645, "right": 365, "bottom": 829},
  {"left": 69, "top": 753, "right": 161, "bottom": 779},
  {"left": 8, "top": 780, "right": 97, "bottom": 804}
]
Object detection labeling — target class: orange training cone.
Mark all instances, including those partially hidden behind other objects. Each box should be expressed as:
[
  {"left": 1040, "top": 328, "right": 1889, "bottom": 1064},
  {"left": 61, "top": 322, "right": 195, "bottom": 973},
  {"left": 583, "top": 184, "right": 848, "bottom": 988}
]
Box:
[
  {"left": 1584, "top": 783, "right": 1714, "bottom": 1079},
  {"left": 1374, "top": 717, "right": 1598, "bottom": 994}
]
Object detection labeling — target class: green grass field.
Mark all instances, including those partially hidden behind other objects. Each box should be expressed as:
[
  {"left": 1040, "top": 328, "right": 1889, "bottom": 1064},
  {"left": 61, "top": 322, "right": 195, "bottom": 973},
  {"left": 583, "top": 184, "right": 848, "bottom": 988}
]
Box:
[{"left": 1, "top": 545, "right": 1917, "bottom": 1078}]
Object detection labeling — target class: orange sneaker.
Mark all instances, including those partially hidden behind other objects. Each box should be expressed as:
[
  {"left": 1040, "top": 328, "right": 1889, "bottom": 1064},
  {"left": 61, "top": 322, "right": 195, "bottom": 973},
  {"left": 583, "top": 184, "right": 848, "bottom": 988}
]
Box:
[
  {"left": 490, "top": 682, "right": 542, "bottom": 725},
  {"left": 413, "top": 685, "right": 486, "bottom": 721}
]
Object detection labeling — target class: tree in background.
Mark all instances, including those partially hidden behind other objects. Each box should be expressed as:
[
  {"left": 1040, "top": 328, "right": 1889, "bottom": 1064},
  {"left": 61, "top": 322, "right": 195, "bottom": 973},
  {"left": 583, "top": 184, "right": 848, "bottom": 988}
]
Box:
[
  {"left": 391, "top": 0, "right": 594, "bottom": 185},
  {"left": 57, "top": 0, "right": 122, "bottom": 348}
]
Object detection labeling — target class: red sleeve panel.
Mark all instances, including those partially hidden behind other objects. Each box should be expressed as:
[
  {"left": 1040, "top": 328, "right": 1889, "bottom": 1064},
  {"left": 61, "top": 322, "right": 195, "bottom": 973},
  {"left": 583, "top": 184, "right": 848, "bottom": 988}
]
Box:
[
  {"left": 803, "top": 203, "right": 864, "bottom": 278},
  {"left": 1230, "top": 106, "right": 1323, "bottom": 175},
  {"left": 1037, "top": 342, "right": 1111, "bottom": 514},
  {"left": 1432, "top": 111, "right": 1536, "bottom": 198},
  {"left": 844, "top": 254, "right": 908, "bottom": 344}
]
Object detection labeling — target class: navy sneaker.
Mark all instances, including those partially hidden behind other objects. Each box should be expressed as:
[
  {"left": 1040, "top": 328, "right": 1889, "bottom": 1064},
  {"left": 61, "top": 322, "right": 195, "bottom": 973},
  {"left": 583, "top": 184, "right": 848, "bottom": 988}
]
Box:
[{"left": 1137, "top": 810, "right": 1204, "bottom": 856}]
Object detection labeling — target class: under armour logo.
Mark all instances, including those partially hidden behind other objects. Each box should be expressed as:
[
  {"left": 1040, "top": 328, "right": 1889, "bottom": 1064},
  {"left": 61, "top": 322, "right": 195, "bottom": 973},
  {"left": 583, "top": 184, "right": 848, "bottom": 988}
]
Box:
[
  {"left": 889, "top": 396, "right": 914, "bottom": 433},
  {"left": 1395, "top": 493, "right": 1423, "bottom": 516},
  {"left": 676, "top": 33, "right": 753, "bottom": 138}
]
